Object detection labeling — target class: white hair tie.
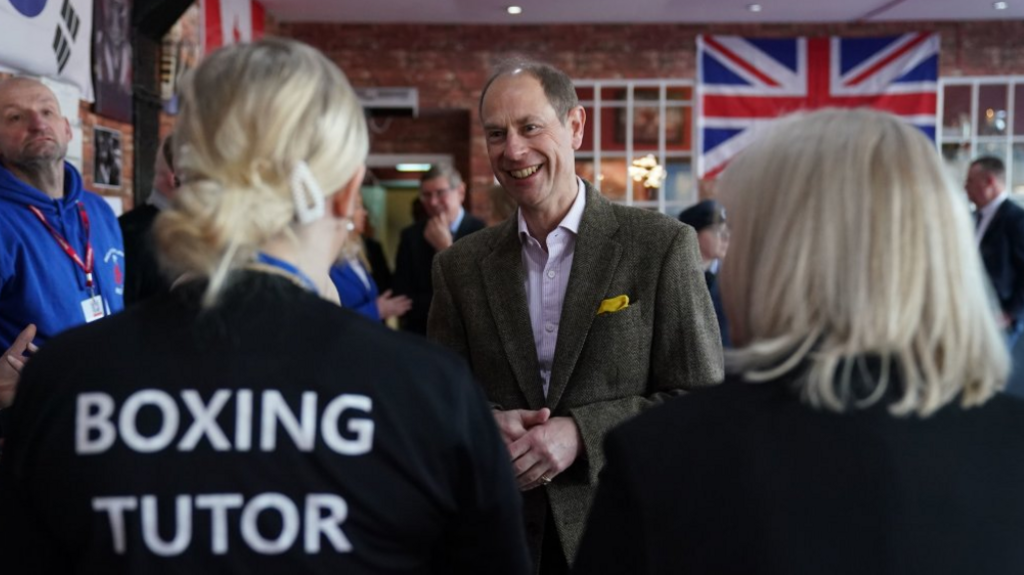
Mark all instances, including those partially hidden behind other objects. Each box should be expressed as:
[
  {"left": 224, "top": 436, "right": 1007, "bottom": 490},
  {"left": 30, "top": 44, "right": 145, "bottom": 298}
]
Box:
[{"left": 290, "top": 160, "right": 325, "bottom": 224}]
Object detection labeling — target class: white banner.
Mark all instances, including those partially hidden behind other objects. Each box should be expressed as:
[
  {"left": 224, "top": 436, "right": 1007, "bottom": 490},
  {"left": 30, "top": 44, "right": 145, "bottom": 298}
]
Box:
[{"left": 0, "top": 0, "right": 94, "bottom": 101}]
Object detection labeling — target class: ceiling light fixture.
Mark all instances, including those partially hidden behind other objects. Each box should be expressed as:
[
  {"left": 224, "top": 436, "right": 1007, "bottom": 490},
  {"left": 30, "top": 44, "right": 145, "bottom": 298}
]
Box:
[
  {"left": 747, "top": 3, "right": 763, "bottom": 12},
  {"left": 993, "top": 1, "right": 1008, "bottom": 8},
  {"left": 507, "top": 6, "right": 523, "bottom": 15},
  {"left": 396, "top": 163, "right": 431, "bottom": 172}
]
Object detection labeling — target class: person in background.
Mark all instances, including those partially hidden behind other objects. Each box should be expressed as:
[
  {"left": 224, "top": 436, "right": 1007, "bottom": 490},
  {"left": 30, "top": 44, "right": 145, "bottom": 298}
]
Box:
[
  {"left": 331, "top": 192, "right": 411, "bottom": 321},
  {"left": 393, "top": 165, "right": 485, "bottom": 335},
  {"left": 0, "top": 77, "right": 124, "bottom": 414},
  {"left": 678, "top": 199, "right": 730, "bottom": 346},
  {"left": 119, "top": 136, "right": 179, "bottom": 305},
  {"left": 965, "top": 156, "right": 1024, "bottom": 348},
  {"left": 0, "top": 38, "right": 529, "bottom": 574},
  {"left": 573, "top": 108, "right": 1024, "bottom": 575}
]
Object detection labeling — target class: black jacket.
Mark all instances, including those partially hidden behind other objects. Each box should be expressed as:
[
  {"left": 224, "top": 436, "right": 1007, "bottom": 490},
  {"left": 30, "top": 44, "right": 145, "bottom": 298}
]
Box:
[
  {"left": 394, "top": 213, "right": 485, "bottom": 335},
  {"left": 574, "top": 372, "right": 1024, "bottom": 574},
  {"left": 0, "top": 272, "right": 529, "bottom": 575},
  {"left": 979, "top": 198, "right": 1024, "bottom": 323}
]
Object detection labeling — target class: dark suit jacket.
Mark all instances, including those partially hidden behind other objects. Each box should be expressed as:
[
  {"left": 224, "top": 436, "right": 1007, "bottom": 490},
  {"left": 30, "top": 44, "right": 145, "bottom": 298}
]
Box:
[
  {"left": 979, "top": 198, "right": 1024, "bottom": 323},
  {"left": 574, "top": 374, "right": 1024, "bottom": 575},
  {"left": 428, "top": 184, "right": 723, "bottom": 569},
  {"left": 394, "top": 212, "right": 485, "bottom": 335},
  {"left": 705, "top": 270, "right": 730, "bottom": 347},
  {"left": 118, "top": 204, "right": 169, "bottom": 306},
  {"left": 362, "top": 236, "right": 392, "bottom": 294}
]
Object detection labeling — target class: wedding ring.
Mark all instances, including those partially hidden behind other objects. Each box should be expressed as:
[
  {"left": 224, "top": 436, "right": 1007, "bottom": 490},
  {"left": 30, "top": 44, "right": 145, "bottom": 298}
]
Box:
[{"left": 539, "top": 475, "right": 552, "bottom": 486}]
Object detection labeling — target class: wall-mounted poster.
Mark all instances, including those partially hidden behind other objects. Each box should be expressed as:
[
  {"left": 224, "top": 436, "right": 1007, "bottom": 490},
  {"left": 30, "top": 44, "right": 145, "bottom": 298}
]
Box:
[
  {"left": 93, "top": 126, "right": 122, "bottom": 189},
  {"left": 160, "top": 3, "right": 202, "bottom": 115},
  {"left": 92, "top": 0, "right": 132, "bottom": 122}
]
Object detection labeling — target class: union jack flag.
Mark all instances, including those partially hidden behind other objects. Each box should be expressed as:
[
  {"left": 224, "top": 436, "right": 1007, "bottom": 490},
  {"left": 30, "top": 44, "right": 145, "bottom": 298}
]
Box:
[{"left": 697, "top": 33, "right": 939, "bottom": 179}]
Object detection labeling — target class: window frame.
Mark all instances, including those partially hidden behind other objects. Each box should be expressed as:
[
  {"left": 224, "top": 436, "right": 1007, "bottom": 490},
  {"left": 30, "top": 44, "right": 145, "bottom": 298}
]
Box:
[{"left": 574, "top": 79, "right": 697, "bottom": 214}]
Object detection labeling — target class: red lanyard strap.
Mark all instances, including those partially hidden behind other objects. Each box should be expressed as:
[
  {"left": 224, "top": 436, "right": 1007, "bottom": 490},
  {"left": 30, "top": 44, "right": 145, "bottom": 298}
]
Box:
[{"left": 27, "top": 202, "right": 94, "bottom": 288}]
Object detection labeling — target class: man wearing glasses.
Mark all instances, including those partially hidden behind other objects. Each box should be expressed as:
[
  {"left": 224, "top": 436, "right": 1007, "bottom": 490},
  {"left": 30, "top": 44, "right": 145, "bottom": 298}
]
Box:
[{"left": 394, "top": 165, "right": 485, "bottom": 335}]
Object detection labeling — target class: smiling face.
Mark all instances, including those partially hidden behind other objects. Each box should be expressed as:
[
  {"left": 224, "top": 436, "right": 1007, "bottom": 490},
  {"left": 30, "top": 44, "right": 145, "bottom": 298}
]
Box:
[
  {"left": 481, "top": 72, "right": 585, "bottom": 219},
  {"left": 0, "top": 79, "right": 71, "bottom": 173}
]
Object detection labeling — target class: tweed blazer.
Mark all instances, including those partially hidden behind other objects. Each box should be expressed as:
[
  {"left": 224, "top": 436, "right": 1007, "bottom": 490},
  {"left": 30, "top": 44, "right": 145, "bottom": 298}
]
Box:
[{"left": 428, "top": 182, "right": 723, "bottom": 567}]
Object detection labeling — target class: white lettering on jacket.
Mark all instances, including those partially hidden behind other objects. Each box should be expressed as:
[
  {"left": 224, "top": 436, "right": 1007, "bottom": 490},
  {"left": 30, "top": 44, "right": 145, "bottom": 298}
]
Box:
[
  {"left": 93, "top": 492, "right": 353, "bottom": 556},
  {"left": 75, "top": 389, "right": 375, "bottom": 456}
]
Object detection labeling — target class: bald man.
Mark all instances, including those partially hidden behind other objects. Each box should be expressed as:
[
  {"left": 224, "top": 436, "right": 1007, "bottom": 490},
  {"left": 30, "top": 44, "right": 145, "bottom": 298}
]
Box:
[{"left": 0, "top": 77, "right": 124, "bottom": 410}]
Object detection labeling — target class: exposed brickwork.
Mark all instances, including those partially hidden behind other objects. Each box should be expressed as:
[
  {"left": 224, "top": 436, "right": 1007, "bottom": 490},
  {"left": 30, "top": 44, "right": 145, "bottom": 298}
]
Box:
[{"left": 279, "top": 20, "right": 1024, "bottom": 203}]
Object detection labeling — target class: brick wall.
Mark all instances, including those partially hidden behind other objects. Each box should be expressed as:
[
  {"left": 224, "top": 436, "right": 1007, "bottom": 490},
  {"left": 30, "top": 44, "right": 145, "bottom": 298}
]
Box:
[{"left": 280, "top": 20, "right": 1024, "bottom": 210}]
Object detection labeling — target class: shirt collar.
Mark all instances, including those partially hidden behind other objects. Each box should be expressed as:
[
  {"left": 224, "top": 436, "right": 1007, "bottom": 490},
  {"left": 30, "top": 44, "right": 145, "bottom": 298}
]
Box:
[
  {"left": 517, "top": 177, "right": 587, "bottom": 242},
  {"left": 980, "top": 191, "right": 1009, "bottom": 219},
  {"left": 449, "top": 206, "right": 465, "bottom": 233}
]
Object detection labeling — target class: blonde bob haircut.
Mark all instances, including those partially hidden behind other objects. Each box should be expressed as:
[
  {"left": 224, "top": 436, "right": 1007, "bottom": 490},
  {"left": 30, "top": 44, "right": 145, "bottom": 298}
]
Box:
[
  {"left": 719, "top": 108, "right": 1008, "bottom": 417},
  {"left": 155, "top": 37, "right": 369, "bottom": 306}
]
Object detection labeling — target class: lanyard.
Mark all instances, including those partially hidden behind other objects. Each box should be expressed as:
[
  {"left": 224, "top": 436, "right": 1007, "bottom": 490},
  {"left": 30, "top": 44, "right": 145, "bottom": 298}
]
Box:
[
  {"left": 27, "top": 202, "right": 95, "bottom": 294},
  {"left": 255, "top": 253, "right": 317, "bottom": 292}
]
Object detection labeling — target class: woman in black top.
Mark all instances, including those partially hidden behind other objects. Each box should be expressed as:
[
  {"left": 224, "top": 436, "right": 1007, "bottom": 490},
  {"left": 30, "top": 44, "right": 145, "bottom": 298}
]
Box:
[
  {"left": 0, "top": 38, "right": 528, "bottom": 575},
  {"left": 574, "top": 108, "right": 1024, "bottom": 574}
]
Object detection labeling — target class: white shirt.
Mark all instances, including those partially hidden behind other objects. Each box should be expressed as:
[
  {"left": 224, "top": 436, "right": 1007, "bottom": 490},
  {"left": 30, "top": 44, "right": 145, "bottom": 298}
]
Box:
[
  {"left": 976, "top": 191, "right": 1009, "bottom": 244},
  {"left": 519, "top": 177, "right": 587, "bottom": 397}
]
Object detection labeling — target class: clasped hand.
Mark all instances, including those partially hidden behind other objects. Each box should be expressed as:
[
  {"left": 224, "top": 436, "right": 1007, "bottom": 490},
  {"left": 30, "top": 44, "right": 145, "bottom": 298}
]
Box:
[{"left": 492, "top": 408, "right": 582, "bottom": 491}]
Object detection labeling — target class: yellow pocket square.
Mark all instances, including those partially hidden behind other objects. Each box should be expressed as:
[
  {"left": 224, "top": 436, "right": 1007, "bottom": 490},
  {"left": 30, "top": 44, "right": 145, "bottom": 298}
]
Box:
[{"left": 597, "top": 295, "right": 630, "bottom": 316}]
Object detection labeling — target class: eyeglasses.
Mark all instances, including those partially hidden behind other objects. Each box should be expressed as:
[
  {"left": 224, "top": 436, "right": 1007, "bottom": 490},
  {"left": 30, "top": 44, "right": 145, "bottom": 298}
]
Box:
[{"left": 420, "top": 187, "right": 452, "bottom": 202}]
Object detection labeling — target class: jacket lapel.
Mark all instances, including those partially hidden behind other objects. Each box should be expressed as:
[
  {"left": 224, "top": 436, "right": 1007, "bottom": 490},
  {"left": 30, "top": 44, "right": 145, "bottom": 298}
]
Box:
[
  {"left": 546, "top": 185, "right": 622, "bottom": 410},
  {"left": 481, "top": 219, "right": 547, "bottom": 410}
]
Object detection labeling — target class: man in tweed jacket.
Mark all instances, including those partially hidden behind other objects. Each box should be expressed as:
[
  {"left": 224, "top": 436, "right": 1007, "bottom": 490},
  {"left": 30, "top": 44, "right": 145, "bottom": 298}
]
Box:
[{"left": 428, "top": 61, "right": 723, "bottom": 574}]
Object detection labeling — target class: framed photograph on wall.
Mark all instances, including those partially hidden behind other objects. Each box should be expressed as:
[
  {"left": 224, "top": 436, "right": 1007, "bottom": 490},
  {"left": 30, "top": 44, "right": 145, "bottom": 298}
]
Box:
[
  {"left": 92, "top": 0, "right": 133, "bottom": 122},
  {"left": 93, "top": 126, "right": 122, "bottom": 189}
]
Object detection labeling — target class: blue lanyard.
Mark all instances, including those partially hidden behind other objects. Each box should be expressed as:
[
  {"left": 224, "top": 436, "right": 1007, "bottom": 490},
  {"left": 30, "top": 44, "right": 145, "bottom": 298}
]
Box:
[{"left": 255, "top": 253, "right": 317, "bottom": 292}]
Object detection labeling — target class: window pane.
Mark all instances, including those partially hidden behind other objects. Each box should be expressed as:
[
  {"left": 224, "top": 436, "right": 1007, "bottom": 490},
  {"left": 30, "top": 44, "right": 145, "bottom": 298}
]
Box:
[
  {"left": 602, "top": 107, "right": 626, "bottom": 152},
  {"left": 1013, "top": 144, "right": 1024, "bottom": 196},
  {"left": 941, "top": 142, "right": 971, "bottom": 189},
  {"left": 601, "top": 87, "right": 627, "bottom": 102},
  {"left": 632, "top": 105, "right": 660, "bottom": 152},
  {"left": 667, "top": 86, "right": 693, "bottom": 102},
  {"left": 977, "top": 141, "right": 1008, "bottom": 164},
  {"left": 575, "top": 86, "right": 594, "bottom": 101},
  {"left": 665, "top": 106, "right": 691, "bottom": 152},
  {"left": 575, "top": 159, "right": 595, "bottom": 185},
  {"left": 942, "top": 84, "right": 971, "bottom": 139},
  {"left": 579, "top": 106, "right": 594, "bottom": 152},
  {"left": 664, "top": 158, "right": 694, "bottom": 204},
  {"left": 978, "top": 84, "right": 1009, "bottom": 136},
  {"left": 634, "top": 87, "right": 659, "bottom": 102},
  {"left": 598, "top": 158, "right": 627, "bottom": 201}
]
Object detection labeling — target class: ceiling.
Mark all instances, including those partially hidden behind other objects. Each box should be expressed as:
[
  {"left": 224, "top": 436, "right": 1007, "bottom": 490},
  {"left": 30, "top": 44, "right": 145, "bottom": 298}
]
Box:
[{"left": 260, "top": 0, "right": 1023, "bottom": 25}]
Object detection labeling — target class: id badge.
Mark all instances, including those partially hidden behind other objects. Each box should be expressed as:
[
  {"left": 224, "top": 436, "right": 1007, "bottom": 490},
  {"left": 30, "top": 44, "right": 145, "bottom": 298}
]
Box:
[{"left": 81, "top": 295, "right": 105, "bottom": 323}]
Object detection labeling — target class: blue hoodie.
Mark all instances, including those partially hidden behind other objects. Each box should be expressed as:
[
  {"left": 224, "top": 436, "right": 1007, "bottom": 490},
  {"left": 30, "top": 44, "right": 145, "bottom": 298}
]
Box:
[{"left": 0, "top": 162, "right": 125, "bottom": 350}]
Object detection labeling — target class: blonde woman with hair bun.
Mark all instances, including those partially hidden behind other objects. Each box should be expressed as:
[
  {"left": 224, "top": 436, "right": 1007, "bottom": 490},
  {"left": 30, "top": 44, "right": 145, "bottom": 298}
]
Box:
[
  {"left": 0, "top": 38, "right": 529, "bottom": 575},
  {"left": 575, "top": 108, "right": 1024, "bottom": 575}
]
